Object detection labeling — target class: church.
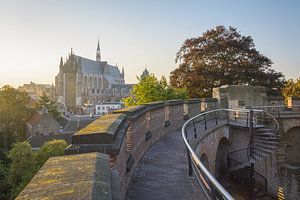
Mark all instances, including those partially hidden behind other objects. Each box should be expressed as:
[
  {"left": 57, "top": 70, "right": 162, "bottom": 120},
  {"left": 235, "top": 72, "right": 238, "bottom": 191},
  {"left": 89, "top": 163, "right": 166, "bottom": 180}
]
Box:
[{"left": 55, "top": 40, "right": 132, "bottom": 110}]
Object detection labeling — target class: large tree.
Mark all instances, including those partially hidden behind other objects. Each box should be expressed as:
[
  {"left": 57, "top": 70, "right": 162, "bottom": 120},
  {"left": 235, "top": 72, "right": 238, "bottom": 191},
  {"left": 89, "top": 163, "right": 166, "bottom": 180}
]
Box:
[
  {"left": 0, "top": 86, "right": 31, "bottom": 150},
  {"left": 170, "top": 26, "right": 285, "bottom": 98}
]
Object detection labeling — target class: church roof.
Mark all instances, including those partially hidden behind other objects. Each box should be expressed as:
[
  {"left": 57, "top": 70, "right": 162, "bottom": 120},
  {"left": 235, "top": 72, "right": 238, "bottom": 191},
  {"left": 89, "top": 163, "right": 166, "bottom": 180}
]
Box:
[
  {"left": 73, "top": 55, "right": 123, "bottom": 84},
  {"left": 74, "top": 55, "right": 103, "bottom": 74}
]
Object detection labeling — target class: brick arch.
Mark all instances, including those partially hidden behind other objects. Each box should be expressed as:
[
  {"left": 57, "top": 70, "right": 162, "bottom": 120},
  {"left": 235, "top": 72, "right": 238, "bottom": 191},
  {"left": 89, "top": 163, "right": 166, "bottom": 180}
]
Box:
[
  {"left": 281, "top": 118, "right": 300, "bottom": 133},
  {"left": 215, "top": 137, "right": 231, "bottom": 178},
  {"left": 284, "top": 126, "right": 300, "bottom": 163},
  {"left": 196, "top": 126, "right": 230, "bottom": 175},
  {"left": 200, "top": 153, "right": 210, "bottom": 171}
]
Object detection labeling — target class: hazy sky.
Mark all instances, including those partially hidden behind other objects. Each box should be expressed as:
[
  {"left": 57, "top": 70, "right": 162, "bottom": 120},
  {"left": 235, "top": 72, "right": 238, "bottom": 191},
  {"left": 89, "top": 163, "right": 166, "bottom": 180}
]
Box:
[{"left": 0, "top": 0, "right": 299, "bottom": 87}]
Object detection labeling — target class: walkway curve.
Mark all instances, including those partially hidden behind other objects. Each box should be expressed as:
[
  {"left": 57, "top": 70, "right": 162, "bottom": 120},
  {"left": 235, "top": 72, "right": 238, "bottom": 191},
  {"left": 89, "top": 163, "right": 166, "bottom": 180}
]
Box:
[{"left": 126, "top": 130, "right": 205, "bottom": 200}]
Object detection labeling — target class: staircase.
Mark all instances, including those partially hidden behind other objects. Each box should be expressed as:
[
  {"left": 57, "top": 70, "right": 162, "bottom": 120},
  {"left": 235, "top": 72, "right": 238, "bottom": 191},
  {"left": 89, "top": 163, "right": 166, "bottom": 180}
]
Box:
[{"left": 227, "top": 110, "right": 279, "bottom": 199}]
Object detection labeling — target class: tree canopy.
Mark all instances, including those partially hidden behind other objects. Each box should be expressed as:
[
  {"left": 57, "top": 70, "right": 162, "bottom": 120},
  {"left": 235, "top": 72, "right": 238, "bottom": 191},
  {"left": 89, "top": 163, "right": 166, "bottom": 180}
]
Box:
[
  {"left": 37, "top": 93, "right": 60, "bottom": 119},
  {"left": 8, "top": 142, "right": 36, "bottom": 198},
  {"left": 0, "top": 85, "right": 31, "bottom": 150},
  {"left": 282, "top": 78, "right": 300, "bottom": 100},
  {"left": 35, "top": 140, "right": 67, "bottom": 167},
  {"left": 123, "top": 74, "right": 187, "bottom": 106},
  {"left": 1, "top": 139, "right": 68, "bottom": 199},
  {"left": 170, "top": 26, "right": 285, "bottom": 98}
]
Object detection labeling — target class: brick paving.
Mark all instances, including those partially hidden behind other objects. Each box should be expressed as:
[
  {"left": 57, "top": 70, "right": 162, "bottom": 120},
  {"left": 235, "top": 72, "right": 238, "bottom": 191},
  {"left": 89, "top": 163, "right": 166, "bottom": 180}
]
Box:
[{"left": 126, "top": 130, "right": 205, "bottom": 200}]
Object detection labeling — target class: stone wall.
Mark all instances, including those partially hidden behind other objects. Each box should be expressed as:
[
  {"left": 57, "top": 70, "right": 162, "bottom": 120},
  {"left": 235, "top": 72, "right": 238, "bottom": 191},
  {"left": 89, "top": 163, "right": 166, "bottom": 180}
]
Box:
[
  {"left": 16, "top": 153, "right": 112, "bottom": 200},
  {"left": 195, "top": 125, "right": 250, "bottom": 176},
  {"left": 63, "top": 98, "right": 218, "bottom": 199},
  {"left": 213, "top": 85, "right": 267, "bottom": 108}
]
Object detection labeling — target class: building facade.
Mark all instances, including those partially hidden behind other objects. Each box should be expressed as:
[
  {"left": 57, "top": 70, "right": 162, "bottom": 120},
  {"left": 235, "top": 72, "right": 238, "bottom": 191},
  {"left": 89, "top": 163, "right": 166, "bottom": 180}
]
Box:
[
  {"left": 55, "top": 40, "right": 132, "bottom": 110},
  {"left": 95, "top": 102, "right": 123, "bottom": 115},
  {"left": 19, "top": 82, "right": 55, "bottom": 101}
]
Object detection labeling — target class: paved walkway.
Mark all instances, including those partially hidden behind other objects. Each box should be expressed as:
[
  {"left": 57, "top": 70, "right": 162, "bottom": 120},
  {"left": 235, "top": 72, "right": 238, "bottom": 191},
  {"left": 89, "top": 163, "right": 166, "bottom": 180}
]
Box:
[{"left": 126, "top": 130, "right": 205, "bottom": 200}]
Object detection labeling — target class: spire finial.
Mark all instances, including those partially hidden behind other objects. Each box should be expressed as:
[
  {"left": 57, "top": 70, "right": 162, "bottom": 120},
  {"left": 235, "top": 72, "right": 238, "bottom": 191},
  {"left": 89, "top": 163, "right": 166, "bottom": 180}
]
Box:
[{"left": 96, "top": 37, "right": 101, "bottom": 62}]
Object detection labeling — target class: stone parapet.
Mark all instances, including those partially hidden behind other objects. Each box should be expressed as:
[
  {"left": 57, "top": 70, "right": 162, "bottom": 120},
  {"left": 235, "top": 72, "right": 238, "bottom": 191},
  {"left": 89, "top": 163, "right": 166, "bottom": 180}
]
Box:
[{"left": 16, "top": 153, "right": 112, "bottom": 200}]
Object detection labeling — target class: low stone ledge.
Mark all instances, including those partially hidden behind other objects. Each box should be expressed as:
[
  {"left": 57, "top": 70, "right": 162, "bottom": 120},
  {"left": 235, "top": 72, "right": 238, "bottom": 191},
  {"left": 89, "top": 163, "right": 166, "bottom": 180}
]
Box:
[
  {"left": 113, "top": 105, "right": 147, "bottom": 119},
  {"left": 166, "top": 99, "right": 184, "bottom": 106},
  {"left": 184, "top": 98, "right": 201, "bottom": 104},
  {"left": 200, "top": 98, "right": 218, "bottom": 102},
  {"left": 16, "top": 152, "right": 112, "bottom": 200},
  {"left": 72, "top": 114, "right": 126, "bottom": 144}
]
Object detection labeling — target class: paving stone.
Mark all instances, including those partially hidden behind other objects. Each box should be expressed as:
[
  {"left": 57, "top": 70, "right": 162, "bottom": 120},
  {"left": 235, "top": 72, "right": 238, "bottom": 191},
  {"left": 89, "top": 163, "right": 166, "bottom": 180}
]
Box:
[{"left": 126, "top": 131, "right": 205, "bottom": 200}]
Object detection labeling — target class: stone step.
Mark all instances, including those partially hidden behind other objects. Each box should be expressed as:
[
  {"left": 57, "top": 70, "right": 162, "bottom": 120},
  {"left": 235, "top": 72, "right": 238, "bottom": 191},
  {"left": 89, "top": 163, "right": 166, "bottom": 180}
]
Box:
[
  {"left": 254, "top": 140, "right": 278, "bottom": 145},
  {"left": 254, "top": 146, "right": 273, "bottom": 154},
  {"left": 254, "top": 132, "right": 274, "bottom": 136},
  {"left": 252, "top": 151, "right": 269, "bottom": 159},
  {"left": 255, "top": 143, "right": 277, "bottom": 150},
  {"left": 254, "top": 136, "right": 278, "bottom": 141},
  {"left": 254, "top": 128, "right": 272, "bottom": 132}
]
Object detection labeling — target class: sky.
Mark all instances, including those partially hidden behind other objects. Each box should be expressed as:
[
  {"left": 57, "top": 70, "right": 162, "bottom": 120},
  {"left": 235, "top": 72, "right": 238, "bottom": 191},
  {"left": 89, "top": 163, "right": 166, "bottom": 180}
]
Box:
[{"left": 0, "top": 0, "right": 299, "bottom": 87}]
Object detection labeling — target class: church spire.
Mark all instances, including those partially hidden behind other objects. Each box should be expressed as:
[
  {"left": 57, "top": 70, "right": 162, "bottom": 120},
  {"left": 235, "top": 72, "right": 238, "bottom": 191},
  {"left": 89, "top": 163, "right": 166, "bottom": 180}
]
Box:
[
  {"left": 96, "top": 37, "right": 101, "bottom": 62},
  {"left": 59, "top": 57, "right": 63, "bottom": 68}
]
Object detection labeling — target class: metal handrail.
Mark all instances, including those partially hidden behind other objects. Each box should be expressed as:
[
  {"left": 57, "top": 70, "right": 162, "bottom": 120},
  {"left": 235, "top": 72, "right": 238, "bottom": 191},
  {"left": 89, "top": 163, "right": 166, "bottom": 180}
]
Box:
[
  {"left": 182, "top": 109, "right": 247, "bottom": 200},
  {"left": 250, "top": 105, "right": 300, "bottom": 108},
  {"left": 182, "top": 108, "right": 280, "bottom": 200}
]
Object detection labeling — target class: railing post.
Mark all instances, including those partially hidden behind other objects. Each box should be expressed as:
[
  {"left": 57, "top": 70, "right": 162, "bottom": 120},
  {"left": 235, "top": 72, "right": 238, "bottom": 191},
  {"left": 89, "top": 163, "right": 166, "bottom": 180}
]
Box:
[
  {"left": 246, "top": 112, "right": 249, "bottom": 128},
  {"left": 277, "top": 106, "right": 280, "bottom": 118},
  {"left": 215, "top": 112, "right": 218, "bottom": 125},
  {"left": 227, "top": 111, "right": 230, "bottom": 124},
  {"left": 249, "top": 110, "right": 254, "bottom": 156},
  {"left": 250, "top": 162, "right": 255, "bottom": 197},
  {"left": 234, "top": 111, "right": 237, "bottom": 122},
  {"left": 192, "top": 120, "right": 197, "bottom": 138},
  {"left": 204, "top": 114, "right": 207, "bottom": 130},
  {"left": 187, "top": 150, "right": 193, "bottom": 176}
]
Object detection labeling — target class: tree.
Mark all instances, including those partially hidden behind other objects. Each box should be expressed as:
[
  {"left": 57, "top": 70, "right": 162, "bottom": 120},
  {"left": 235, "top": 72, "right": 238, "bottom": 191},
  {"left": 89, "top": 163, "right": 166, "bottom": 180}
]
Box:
[
  {"left": 0, "top": 150, "right": 11, "bottom": 200},
  {"left": 170, "top": 26, "right": 285, "bottom": 98},
  {"left": 282, "top": 78, "right": 300, "bottom": 100},
  {"left": 123, "top": 74, "right": 187, "bottom": 106},
  {"left": 35, "top": 140, "right": 68, "bottom": 167},
  {"left": 8, "top": 142, "right": 37, "bottom": 198},
  {"left": 37, "top": 93, "right": 60, "bottom": 119},
  {"left": 0, "top": 85, "right": 31, "bottom": 150}
]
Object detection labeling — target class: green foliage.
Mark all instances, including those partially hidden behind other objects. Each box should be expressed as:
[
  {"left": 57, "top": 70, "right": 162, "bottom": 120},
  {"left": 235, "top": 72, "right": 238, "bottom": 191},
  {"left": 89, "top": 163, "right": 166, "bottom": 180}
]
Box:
[
  {"left": 170, "top": 26, "right": 285, "bottom": 98},
  {"left": 3, "top": 139, "right": 67, "bottom": 199},
  {"left": 0, "top": 151, "right": 11, "bottom": 200},
  {"left": 36, "top": 140, "right": 68, "bottom": 167},
  {"left": 282, "top": 78, "right": 300, "bottom": 100},
  {"left": 123, "top": 74, "right": 187, "bottom": 106},
  {"left": 37, "top": 93, "right": 60, "bottom": 119},
  {"left": 0, "top": 85, "right": 31, "bottom": 150},
  {"left": 8, "top": 142, "right": 37, "bottom": 198}
]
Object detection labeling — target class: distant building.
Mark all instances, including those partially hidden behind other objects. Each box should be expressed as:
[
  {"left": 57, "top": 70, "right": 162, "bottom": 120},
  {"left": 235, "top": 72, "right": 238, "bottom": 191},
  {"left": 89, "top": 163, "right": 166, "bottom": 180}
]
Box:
[
  {"left": 141, "top": 68, "right": 150, "bottom": 79},
  {"left": 27, "top": 110, "right": 99, "bottom": 150},
  {"left": 19, "top": 82, "right": 55, "bottom": 101},
  {"left": 55, "top": 40, "right": 133, "bottom": 110},
  {"left": 95, "top": 102, "right": 123, "bottom": 115},
  {"left": 26, "top": 109, "right": 62, "bottom": 137},
  {"left": 82, "top": 104, "right": 95, "bottom": 115}
]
